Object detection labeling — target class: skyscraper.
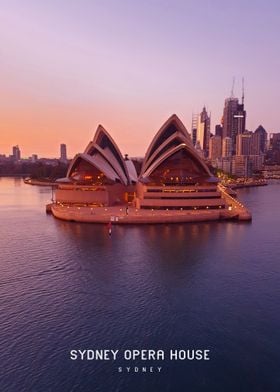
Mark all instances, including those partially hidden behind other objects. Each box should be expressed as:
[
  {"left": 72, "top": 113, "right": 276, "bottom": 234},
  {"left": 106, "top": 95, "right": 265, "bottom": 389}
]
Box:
[
  {"left": 251, "top": 132, "right": 261, "bottom": 156},
  {"left": 60, "top": 144, "right": 67, "bottom": 162},
  {"left": 254, "top": 125, "right": 267, "bottom": 154},
  {"left": 196, "top": 106, "right": 210, "bottom": 156},
  {"left": 209, "top": 136, "right": 222, "bottom": 160},
  {"left": 222, "top": 96, "right": 246, "bottom": 153},
  {"left": 222, "top": 97, "right": 238, "bottom": 139},
  {"left": 191, "top": 113, "right": 198, "bottom": 146},
  {"left": 222, "top": 137, "right": 232, "bottom": 158}
]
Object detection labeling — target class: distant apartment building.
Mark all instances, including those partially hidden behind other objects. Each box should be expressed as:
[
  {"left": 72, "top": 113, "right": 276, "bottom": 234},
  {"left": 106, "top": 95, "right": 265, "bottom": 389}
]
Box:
[
  {"left": 215, "top": 124, "right": 223, "bottom": 138},
  {"left": 209, "top": 136, "right": 222, "bottom": 161},
  {"left": 232, "top": 155, "right": 249, "bottom": 177},
  {"left": 250, "top": 132, "right": 262, "bottom": 156},
  {"left": 12, "top": 145, "right": 21, "bottom": 161},
  {"left": 232, "top": 155, "right": 264, "bottom": 177},
  {"left": 268, "top": 133, "right": 280, "bottom": 164},
  {"left": 254, "top": 125, "right": 267, "bottom": 154},
  {"left": 60, "top": 144, "right": 67, "bottom": 162},
  {"left": 222, "top": 137, "right": 232, "bottom": 157},
  {"left": 236, "top": 133, "right": 252, "bottom": 156}
]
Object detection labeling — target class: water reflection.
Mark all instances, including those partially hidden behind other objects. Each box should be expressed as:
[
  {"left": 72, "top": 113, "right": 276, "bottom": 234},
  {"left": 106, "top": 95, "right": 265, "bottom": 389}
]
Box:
[{"left": 0, "top": 177, "right": 280, "bottom": 391}]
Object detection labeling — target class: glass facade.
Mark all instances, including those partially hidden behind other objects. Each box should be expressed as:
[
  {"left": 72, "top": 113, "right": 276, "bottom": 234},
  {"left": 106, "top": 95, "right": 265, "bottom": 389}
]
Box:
[{"left": 148, "top": 149, "right": 208, "bottom": 185}]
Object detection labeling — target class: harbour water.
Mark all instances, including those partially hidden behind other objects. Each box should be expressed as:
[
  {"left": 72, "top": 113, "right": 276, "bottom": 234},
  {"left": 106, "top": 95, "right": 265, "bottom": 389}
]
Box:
[{"left": 0, "top": 177, "right": 279, "bottom": 391}]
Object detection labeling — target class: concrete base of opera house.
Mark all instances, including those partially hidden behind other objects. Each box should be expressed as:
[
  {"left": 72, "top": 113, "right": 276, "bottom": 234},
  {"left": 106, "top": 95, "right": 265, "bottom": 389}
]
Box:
[{"left": 48, "top": 204, "right": 252, "bottom": 224}]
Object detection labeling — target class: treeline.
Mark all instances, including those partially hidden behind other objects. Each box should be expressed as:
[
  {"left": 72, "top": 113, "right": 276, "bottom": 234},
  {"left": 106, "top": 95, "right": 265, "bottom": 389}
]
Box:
[{"left": 0, "top": 160, "right": 69, "bottom": 179}]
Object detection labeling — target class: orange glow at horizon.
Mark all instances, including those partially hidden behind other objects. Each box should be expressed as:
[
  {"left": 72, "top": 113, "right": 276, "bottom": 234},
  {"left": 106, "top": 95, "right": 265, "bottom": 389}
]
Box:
[{"left": 0, "top": 93, "right": 190, "bottom": 159}]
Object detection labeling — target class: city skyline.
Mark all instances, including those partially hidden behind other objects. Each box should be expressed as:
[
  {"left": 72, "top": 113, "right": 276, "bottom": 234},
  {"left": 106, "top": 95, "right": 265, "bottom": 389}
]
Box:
[{"left": 1, "top": 0, "right": 279, "bottom": 158}]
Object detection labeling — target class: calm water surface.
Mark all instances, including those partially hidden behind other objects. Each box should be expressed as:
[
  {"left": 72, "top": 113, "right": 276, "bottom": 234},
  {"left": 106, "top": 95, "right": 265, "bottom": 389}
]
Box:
[{"left": 0, "top": 177, "right": 279, "bottom": 392}]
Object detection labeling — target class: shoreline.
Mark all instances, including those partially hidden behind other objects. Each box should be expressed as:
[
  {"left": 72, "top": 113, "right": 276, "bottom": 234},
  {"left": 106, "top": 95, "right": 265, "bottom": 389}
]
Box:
[
  {"left": 23, "top": 178, "right": 58, "bottom": 186},
  {"left": 223, "top": 180, "right": 268, "bottom": 190}
]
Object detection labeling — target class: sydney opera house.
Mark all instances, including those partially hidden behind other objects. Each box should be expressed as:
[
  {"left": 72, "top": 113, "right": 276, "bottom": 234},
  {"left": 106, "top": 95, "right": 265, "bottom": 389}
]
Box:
[{"left": 50, "top": 115, "right": 251, "bottom": 223}]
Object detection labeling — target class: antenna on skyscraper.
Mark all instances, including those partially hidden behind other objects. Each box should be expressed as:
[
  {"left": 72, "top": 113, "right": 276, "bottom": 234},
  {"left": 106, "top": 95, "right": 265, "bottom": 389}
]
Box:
[
  {"left": 231, "top": 77, "right": 235, "bottom": 97},
  {"left": 242, "top": 77, "right": 245, "bottom": 104}
]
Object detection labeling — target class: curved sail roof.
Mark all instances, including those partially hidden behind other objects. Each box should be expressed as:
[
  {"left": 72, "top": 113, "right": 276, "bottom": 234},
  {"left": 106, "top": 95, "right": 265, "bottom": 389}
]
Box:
[
  {"left": 67, "top": 153, "right": 122, "bottom": 183},
  {"left": 66, "top": 125, "right": 135, "bottom": 185},
  {"left": 140, "top": 114, "right": 212, "bottom": 181},
  {"left": 63, "top": 115, "right": 213, "bottom": 186}
]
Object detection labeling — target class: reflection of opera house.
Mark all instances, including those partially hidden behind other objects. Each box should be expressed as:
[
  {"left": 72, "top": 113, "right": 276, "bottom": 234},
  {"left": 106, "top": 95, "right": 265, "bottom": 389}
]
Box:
[{"left": 51, "top": 115, "right": 251, "bottom": 223}]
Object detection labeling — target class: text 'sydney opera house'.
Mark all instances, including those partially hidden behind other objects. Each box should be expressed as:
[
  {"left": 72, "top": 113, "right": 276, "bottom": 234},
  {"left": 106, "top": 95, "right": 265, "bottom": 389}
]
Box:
[{"left": 50, "top": 115, "right": 251, "bottom": 223}]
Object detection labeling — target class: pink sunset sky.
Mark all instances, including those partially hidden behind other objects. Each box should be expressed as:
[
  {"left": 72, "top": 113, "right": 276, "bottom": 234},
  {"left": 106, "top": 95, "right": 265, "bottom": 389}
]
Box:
[{"left": 0, "top": 0, "right": 279, "bottom": 158}]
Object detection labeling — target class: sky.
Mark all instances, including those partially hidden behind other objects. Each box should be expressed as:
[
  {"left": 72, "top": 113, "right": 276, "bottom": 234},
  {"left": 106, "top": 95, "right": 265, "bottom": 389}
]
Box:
[{"left": 0, "top": 0, "right": 279, "bottom": 158}]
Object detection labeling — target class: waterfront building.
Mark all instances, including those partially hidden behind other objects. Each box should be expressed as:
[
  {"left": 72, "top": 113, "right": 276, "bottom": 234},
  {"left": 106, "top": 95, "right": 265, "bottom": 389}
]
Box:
[
  {"left": 232, "top": 155, "right": 249, "bottom": 177},
  {"left": 249, "top": 155, "right": 264, "bottom": 172},
  {"left": 232, "top": 155, "right": 264, "bottom": 177},
  {"left": 51, "top": 115, "right": 251, "bottom": 223},
  {"left": 136, "top": 115, "right": 222, "bottom": 211},
  {"left": 267, "top": 133, "right": 280, "bottom": 164},
  {"left": 221, "top": 157, "right": 232, "bottom": 174}
]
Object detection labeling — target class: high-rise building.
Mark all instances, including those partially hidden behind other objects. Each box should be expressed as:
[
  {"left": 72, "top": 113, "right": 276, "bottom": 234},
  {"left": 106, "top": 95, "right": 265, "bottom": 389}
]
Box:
[
  {"left": 222, "top": 97, "right": 238, "bottom": 139},
  {"left": 254, "top": 125, "right": 267, "bottom": 154},
  {"left": 60, "top": 144, "right": 67, "bottom": 162},
  {"left": 215, "top": 124, "right": 223, "bottom": 138},
  {"left": 232, "top": 155, "right": 249, "bottom": 177},
  {"left": 222, "top": 96, "right": 246, "bottom": 153},
  {"left": 232, "top": 155, "right": 263, "bottom": 177},
  {"left": 269, "top": 133, "right": 280, "bottom": 164},
  {"left": 12, "top": 145, "right": 21, "bottom": 161},
  {"left": 251, "top": 132, "right": 261, "bottom": 156},
  {"left": 191, "top": 113, "right": 198, "bottom": 146},
  {"left": 236, "top": 133, "right": 252, "bottom": 156},
  {"left": 209, "top": 136, "right": 222, "bottom": 160},
  {"left": 222, "top": 137, "right": 232, "bottom": 157},
  {"left": 196, "top": 106, "right": 210, "bottom": 156}
]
